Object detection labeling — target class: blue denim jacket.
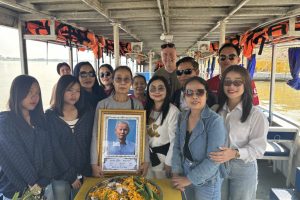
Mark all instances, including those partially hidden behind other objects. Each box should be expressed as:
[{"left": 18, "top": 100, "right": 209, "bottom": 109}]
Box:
[{"left": 172, "top": 105, "right": 227, "bottom": 185}]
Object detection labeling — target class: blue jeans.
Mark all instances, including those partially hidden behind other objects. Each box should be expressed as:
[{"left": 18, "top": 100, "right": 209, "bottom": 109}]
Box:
[
  {"left": 182, "top": 159, "right": 222, "bottom": 200},
  {"left": 222, "top": 159, "right": 257, "bottom": 200},
  {"left": 52, "top": 180, "right": 79, "bottom": 200}
]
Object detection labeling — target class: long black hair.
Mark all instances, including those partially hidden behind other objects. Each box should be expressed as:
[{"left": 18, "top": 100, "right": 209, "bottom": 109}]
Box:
[
  {"left": 145, "top": 76, "right": 170, "bottom": 125},
  {"left": 217, "top": 65, "right": 252, "bottom": 122},
  {"left": 73, "top": 61, "right": 102, "bottom": 94},
  {"left": 52, "top": 75, "right": 85, "bottom": 117},
  {"left": 73, "top": 61, "right": 106, "bottom": 107},
  {"left": 8, "top": 75, "right": 45, "bottom": 126}
]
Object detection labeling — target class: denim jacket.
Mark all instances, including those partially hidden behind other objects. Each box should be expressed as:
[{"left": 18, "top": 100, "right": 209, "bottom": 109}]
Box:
[{"left": 172, "top": 105, "right": 227, "bottom": 185}]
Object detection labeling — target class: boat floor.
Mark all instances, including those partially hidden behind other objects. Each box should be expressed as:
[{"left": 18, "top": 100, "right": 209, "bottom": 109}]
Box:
[{"left": 257, "top": 160, "right": 287, "bottom": 200}]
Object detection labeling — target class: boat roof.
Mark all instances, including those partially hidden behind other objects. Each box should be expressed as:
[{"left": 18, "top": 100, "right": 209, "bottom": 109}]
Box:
[{"left": 0, "top": 0, "right": 300, "bottom": 55}]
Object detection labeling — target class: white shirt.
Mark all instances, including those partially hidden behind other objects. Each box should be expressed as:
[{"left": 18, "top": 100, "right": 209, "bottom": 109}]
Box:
[
  {"left": 219, "top": 103, "right": 268, "bottom": 163},
  {"left": 148, "top": 104, "right": 180, "bottom": 166}
]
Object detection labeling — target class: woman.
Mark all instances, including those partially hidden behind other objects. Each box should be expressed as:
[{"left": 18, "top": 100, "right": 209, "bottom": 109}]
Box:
[
  {"left": 73, "top": 61, "right": 106, "bottom": 110},
  {"left": 98, "top": 64, "right": 114, "bottom": 96},
  {"left": 172, "top": 76, "right": 226, "bottom": 200},
  {"left": 46, "top": 75, "right": 94, "bottom": 200},
  {"left": 90, "top": 66, "right": 148, "bottom": 177},
  {"left": 209, "top": 65, "right": 268, "bottom": 200},
  {"left": 0, "top": 75, "right": 53, "bottom": 199},
  {"left": 130, "top": 74, "right": 147, "bottom": 106},
  {"left": 145, "top": 76, "right": 179, "bottom": 178}
]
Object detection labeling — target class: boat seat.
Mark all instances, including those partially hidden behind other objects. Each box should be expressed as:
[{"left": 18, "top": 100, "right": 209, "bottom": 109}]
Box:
[
  {"left": 260, "top": 127, "right": 298, "bottom": 187},
  {"left": 270, "top": 167, "right": 300, "bottom": 200}
]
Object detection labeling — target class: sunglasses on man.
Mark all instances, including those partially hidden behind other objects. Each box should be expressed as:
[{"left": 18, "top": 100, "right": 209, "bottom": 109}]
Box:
[
  {"left": 176, "top": 69, "right": 194, "bottom": 76},
  {"left": 224, "top": 79, "right": 244, "bottom": 87},
  {"left": 219, "top": 54, "right": 238, "bottom": 61},
  {"left": 161, "top": 43, "right": 175, "bottom": 49},
  {"left": 100, "top": 71, "right": 111, "bottom": 78},
  {"left": 184, "top": 89, "right": 206, "bottom": 97},
  {"left": 79, "top": 71, "right": 95, "bottom": 78}
]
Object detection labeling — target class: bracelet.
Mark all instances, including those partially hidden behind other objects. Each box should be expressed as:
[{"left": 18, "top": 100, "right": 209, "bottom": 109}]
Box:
[{"left": 235, "top": 149, "right": 240, "bottom": 159}]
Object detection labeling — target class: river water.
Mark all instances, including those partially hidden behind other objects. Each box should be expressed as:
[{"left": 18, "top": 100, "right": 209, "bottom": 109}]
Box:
[{"left": 1, "top": 60, "right": 300, "bottom": 124}]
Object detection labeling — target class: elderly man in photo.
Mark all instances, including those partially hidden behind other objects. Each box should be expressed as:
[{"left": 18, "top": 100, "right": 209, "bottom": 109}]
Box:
[
  {"left": 107, "top": 121, "right": 135, "bottom": 155},
  {"left": 154, "top": 43, "right": 181, "bottom": 99}
]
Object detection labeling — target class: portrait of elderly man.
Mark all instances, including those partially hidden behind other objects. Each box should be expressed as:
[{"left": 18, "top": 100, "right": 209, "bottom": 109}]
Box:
[{"left": 107, "top": 120, "right": 136, "bottom": 155}]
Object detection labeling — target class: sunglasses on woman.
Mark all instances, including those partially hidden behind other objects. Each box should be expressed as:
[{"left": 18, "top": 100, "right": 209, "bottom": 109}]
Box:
[
  {"left": 224, "top": 79, "right": 244, "bottom": 87},
  {"left": 219, "top": 54, "right": 237, "bottom": 61},
  {"left": 184, "top": 89, "right": 206, "bottom": 97},
  {"left": 176, "top": 69, "right": 193, "bottom": 76},
  {"left": 79, "top": 71, "right": 95, "bottom": 78},
  {"left": 100, "top": 71, "right": 111, "bottom": 78},
  {"left": 161, "top": 43, "right": 175, "bottom": 49}
]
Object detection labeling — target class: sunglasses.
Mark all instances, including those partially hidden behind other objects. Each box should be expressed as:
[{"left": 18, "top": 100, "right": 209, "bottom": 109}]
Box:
[
  {"left": 100, "top": 71, "right": 111, "bottom": 78},
  {"left": 224, "top": 79, "right": 244, "bottom": 87},
  {"left": 161, "top": 43, "right": 175, "bottom": 49},
  {"left": 176, "top": 69, "right": 193, "bottom": 76},
  {"left": 219, "top": 54, "right": 237, "bottom": 61},
  {"left": 149, "top": 86, "right": 166, "bottom": 93},
  {"left": 114, "top": 77, "right": 132, "bottom": 84},
  {"left": 184, "top": 89, "right": 206, "bottom": 97},
  {"left": 79, "top": 71, "right": 95, "bottom": 78}
]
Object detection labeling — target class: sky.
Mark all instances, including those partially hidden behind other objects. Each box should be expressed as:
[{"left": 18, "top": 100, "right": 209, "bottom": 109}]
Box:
[{"left": 0, "top": 25, "right": 93, "bottom": 60}]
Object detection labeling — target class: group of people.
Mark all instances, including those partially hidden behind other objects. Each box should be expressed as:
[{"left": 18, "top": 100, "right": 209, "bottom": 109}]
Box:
[{"left": 0, "top": 42, "right": 268, "bottom": 200}]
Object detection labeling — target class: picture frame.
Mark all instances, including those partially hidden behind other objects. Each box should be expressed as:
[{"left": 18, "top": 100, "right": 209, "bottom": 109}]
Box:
[{"left": 97, "top": 109, "right": 146, "bottom": 175}]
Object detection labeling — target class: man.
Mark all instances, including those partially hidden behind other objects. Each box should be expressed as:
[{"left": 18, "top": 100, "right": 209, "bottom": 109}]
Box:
[
  {"left": 107, "top": 121, "right": 135, "bottom": 155},
  {"left": 154, "top": 43, "right": 181, "bottom": 99},
  {"left": 50, "top": 62, "right": 72, "bottom": 105},
  {"left": 172, "top": 57, "right": 199, "bottom": 111},
  {"left": 207, "top": 43, "right": 259, "bottom": 105}
]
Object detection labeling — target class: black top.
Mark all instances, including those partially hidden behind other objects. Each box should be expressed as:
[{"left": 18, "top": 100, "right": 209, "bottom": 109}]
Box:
[
  {"left": 184, "top": 131, "right": 193, "bottom": 161},
  {"left": 0, "top": 112, "right": 53, "bottom": 198}
]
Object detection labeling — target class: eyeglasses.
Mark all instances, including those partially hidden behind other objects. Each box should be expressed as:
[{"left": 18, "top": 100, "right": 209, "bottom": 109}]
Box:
[
  {"left": 184, "top": 89, "right": 206, "bottom": 97},
  {"left": 79, "top": 71, "right": 95, "bottom": 78},
  {"left": 100, "top": 71, "right": 111, "bottom": 78},
  {"left": 176, "top": 69, "right": 193, "bottom": 76},
  {"left": 224, "top": 79, "right": 244, "bottom": 87},
  {"left": 114, "top": 77, "right": 132, "bottom": 83},
  {"left": 219, "top": 54, "right": 238, "bottom": 61},
  {"left": 149, "top": 86, "right": 166, "bottom": 93},
  {"left": 161, "top": 43, "right": 175, "bottom": 49}
]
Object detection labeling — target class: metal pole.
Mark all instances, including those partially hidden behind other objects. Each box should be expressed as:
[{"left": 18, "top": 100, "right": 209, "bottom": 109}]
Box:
[
  {"left": 269, "top": 44, "right": 277, "bottom": 124},
  {"left": 148, "top": 51, "right": 153, "bottom": 78},
  {"left": 18, "top": 20, "right": 28, "bottom": 74},
  {"left": 112, "top": 23, "right": 120, "bottom": 67},
  {"left": 69, "top": 45, "right": 73, "bottom": 73},
  {"left": 219, "top": 21, "right": 226, "bottom": 47}
]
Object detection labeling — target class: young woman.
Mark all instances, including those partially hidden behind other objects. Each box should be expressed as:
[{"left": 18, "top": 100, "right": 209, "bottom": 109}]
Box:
[
  {"left": 98, "top": 64, "right": 114, "bottom": 96},
  {"left": 145, "top": 76, "right": 179, "bottom": 178},
  {"left": 130, "top": 74, "right": 147, "bottom": 106},
  {"left": 0, "top": 75, "right": 53, "bottom": 199},
  {"left": 209, "top": 65, "right": 268, "bottom": 200},
  {"left": 73, "top": 61, "right": 106, "bottom": 110},
  {"left": 46, "top": 75, "right": 94, "bottom": 200},
  {"left": 172, "top": 77, "right": 227, "bottom": 200},
  {"left": 90, "top": 66, "right": 148, "bottom": 177}
]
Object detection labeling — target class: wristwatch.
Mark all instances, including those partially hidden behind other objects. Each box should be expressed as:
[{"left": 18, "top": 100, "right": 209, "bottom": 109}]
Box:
[{"left": 235, "top": 149, "right": 240, "bottom": 159}]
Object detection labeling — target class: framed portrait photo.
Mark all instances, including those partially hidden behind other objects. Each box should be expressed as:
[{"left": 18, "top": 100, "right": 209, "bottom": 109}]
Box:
[{"left": 97, "top": 109, "right": 146, "bottom": 175}]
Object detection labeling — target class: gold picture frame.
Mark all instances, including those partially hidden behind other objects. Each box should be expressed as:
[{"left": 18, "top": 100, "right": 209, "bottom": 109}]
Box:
[{"left": 97, "top": 109, "right": 146, "bottom": 175}]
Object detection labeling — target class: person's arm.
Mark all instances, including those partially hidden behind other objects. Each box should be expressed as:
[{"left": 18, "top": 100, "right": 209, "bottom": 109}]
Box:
[
  {"left": 171, "top": 113, "right": 184, "bottom": 175},
  {"left": 186, "top": 116, "right": 226, "bottom": 185},
  {"left": 165, "top": 106, "right": 180, "bottom": 167},
  {"left": 238, "top": 109, "right": 268, "bottom": 162}
]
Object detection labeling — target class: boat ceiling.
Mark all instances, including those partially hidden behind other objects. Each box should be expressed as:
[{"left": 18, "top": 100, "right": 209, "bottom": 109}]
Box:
[{"left": 0, "top": 0, "right": 300, "bottom": 55}]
